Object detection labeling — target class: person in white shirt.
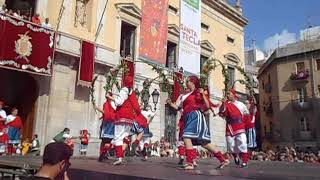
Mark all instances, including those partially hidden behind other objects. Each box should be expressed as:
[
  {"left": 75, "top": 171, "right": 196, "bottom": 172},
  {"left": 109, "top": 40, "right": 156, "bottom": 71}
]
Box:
[
  {"left": 0, "top": 101, "right": 7, "bottom": 130},
  {"left": 42, "top": 18, "right": 52, "bottom": 28}
]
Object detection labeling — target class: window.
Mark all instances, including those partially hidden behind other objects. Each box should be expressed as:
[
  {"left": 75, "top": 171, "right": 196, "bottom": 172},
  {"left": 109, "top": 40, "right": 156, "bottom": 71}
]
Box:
[
  {"left": 227, "top": 66, "right": 235, "bottom": 88},
  {"left": 5, "top": 0, "right": 37, "bottom": 19},
  {"left": 166, "top": 41, "right": 177, "bottom": 68},
  {"left": 200, "top": 55, "right": 208, "bottom": 72},
  {"left": 297, "top": 87, "right": 307, "bottom": 102},
  {"left": 227, "top": 36, "right": 235, "bottom": 44},
  {"left": 168, "top": 5, "right": 178, "bottom": 15},
  {"left": 201, "top": 23, "right": 210, "bottom": 31},
  {"left": 120, "top": 22, "right": 136, "bottom": 58},
  {"left": 300, "top": 117, "right": 310, "bottom": 131},
  {"left": 296, "top": 62, "right": 305, "bottom": 72},
  {"left": 316, "top": 59, "right": 320, "bottom": 71}
]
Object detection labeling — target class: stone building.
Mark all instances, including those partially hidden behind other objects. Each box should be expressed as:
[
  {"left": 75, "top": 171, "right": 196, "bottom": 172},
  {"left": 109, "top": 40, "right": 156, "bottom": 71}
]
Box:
[
  {"left": 258, "top": 38, "right": 320, "bottom": 150},
  {"left": 0, "top": 0, "right": 247, "bottom": 155}
]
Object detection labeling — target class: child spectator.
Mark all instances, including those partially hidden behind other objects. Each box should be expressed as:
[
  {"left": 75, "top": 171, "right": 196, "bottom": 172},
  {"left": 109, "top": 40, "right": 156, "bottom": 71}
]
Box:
[{"left": 80, "top": 129, "right": 90, "bottom": 156}]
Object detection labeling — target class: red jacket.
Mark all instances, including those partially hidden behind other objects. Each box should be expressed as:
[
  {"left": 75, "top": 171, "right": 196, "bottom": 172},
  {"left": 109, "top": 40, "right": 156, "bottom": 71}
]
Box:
[
  {"left": 115, "top": 92, "right": 141, "bottom": 125},
  {"left": 103, "top": 100, "right": 116, "bottom": 122},
  {"left": 7, "top": 116, "right": 23, "bottom": 129},
  {"left": 219, "top": 100, "right": 246, "bottom": 136},
  {"left": 182, "top": 90, "right": 204, "bottom": 114},
  {"left": 0, "top": 133, "right": 9, "bottom": 144}
]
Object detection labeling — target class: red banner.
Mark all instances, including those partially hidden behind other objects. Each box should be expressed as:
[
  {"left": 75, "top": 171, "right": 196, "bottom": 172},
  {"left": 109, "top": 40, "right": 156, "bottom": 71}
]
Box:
[
  {"left": 78, "top": 41, "right": 95, "bottom": 87},
  {"left": 0, "top": 13, "right": 55, "bottom": 76},
  {"left": 139, "top": 0, "right": 169, "bottom": 64},
  {"left": 122, "top": 58, "right": 134, "bottom": 88}
]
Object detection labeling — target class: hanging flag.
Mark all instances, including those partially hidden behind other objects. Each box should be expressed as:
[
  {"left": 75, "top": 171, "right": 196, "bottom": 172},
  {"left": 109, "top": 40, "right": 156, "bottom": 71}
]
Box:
[
  {"left": 178, "top": 0, "right": 201, "bottom": 75},
  {"left": 78, "top": 41, "right": 95, "bottom": 87}
]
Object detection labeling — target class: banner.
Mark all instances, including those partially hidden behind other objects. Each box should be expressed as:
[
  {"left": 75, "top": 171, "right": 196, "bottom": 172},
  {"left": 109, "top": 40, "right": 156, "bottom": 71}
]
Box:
[
  {"left": 78, "top": 41, "right": 95, "bottom": 87},
  {"left": 139, "top": 0, "right": 169, "bottom": 64},
  {"left": 0, "top": 13, "right": 55, "bottom": 76},
  {"left": 178, "top": 0, "right": 201, "bottom": 75}
]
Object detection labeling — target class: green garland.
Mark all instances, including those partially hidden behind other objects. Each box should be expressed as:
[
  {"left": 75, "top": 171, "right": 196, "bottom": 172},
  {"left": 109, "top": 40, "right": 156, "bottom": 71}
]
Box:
[{"left": 200, "top": 57, "right": 254, "bottom": 96}]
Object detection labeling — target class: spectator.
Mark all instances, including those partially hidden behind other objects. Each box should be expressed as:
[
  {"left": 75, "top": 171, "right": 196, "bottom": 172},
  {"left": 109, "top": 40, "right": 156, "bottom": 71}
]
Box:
[
  {"left": 1, "top": 4, "right": 7, "bottom": 13},
  {"left": 21, "top": 142, "right": 72, "bottom": 180},
  {"left": 79, "top": 129, "right": 90, "bottom": 157},
  {"left": 0, "top": 128, "right": 9, "bottom": 155},
  {"left": 13, "top": 10, "right": 21, "bottom": 18},
  {"left": 22, "top": 138, "right": 32, "bottom": 155},
  {"left": 32, "top": 13, "right": 41, "bottom": 25},
  {"left": 0, "top": 101, "right": 7, "bottom": 130},
  {"left": 42, "top": 18, "right": 52, "bottom": 28},
  {"left": 6, "top": 107, "right": 23, "bottom": 154},
  {"left": 30, "top": 134, "right": 40, "bottom": 156},
  {"left": 53, "top": 128, "right": 71, "bottom": 143}
]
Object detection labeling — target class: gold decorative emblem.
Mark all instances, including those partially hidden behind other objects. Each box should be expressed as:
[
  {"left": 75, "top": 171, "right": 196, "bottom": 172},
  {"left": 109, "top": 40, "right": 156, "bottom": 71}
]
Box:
[{"left": 15, "top": 32, "right": 32, "bottom": 62}]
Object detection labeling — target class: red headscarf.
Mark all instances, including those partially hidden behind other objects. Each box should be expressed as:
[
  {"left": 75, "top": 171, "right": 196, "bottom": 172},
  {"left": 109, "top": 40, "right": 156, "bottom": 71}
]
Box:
[
  {"left": 123, "top": 76, "right": 133, "bottom": 88},
  {"left": 188, "top": 76, "right": 200, "bottom": 89}
]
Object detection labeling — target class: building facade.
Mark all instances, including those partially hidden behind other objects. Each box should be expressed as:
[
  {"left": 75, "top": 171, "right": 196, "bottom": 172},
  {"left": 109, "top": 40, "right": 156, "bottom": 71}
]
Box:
[
  {"left": 258, "top": 39, "right": 320, "bottom": 150},
  {"left": 0, "top": 0, "right": 247, "bottom": 155}
]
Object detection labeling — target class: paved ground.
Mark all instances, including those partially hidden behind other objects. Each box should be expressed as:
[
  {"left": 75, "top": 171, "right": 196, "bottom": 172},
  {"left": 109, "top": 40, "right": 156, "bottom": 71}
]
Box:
[{"left": 0, "top": 156, "right": 319, "bottom": 180}]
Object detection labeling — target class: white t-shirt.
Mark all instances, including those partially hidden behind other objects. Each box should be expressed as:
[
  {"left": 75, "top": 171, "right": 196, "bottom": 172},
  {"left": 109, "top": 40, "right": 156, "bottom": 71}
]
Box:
[{"left": 0, "top": 110, "right": 6, "bottom": 119}]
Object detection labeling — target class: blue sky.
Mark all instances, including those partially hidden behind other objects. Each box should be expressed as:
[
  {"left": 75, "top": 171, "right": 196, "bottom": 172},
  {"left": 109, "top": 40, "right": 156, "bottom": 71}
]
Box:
[{"left": 240, "top": 0, "right": 320, "bottom": 53}]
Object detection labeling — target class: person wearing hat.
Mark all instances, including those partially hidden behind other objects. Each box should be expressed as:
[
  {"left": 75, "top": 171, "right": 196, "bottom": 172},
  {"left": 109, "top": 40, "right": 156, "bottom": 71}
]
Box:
[
  {"left": 167, "top": 76, "right": 229, "bottom": 170},
  {"left": 106, "top": 76, "right": 141, "bottom": 165},
  {"left": 219, "top": 89, "right": 250, "bottom": 168},
  {"left": 0, "top": 101, "right": 7, "bottom": 131}
]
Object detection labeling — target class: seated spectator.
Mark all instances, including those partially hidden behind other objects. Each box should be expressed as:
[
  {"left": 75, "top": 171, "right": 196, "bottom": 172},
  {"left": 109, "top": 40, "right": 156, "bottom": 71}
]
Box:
[
  {"left": 30, "top": 134, "right": 40, "bottom": 155},
  {"left": 32, "top": 13, "right": 41, "bottom": 25},
  {"left": 1, "top": 4, "right": 7, "bottom": 13},
  {"left": 42, "top": 18, "right": 52, "bottom": 28},
  {"left": 21, "top": 142, "right": 72, "bottom": 180},
  {"left": 13, "top": 10, "right": 21, "bottom": 18},
  {"left": 22, "top": 138, "right": 32, "bottom": 155}
]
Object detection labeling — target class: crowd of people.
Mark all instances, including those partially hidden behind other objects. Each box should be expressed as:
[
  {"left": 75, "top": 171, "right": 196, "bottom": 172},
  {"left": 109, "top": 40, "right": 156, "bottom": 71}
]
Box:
[{"left": 0, "top": 4, "right": 52, "bottom": 28}]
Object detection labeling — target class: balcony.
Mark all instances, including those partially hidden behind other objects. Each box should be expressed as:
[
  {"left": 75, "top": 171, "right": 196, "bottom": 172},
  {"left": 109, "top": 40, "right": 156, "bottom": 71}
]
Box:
[
  {"left": 290, "top": 70, "right": 309, "bottom": 83},
  {"left": 292, "top": 98, "right": 313, "bottom": 111}
]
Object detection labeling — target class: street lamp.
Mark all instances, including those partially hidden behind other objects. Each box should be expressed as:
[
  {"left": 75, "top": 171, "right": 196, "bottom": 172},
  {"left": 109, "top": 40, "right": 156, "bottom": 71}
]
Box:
[{"left": 151, "top": 89, "right": 160, "bottom": 111}]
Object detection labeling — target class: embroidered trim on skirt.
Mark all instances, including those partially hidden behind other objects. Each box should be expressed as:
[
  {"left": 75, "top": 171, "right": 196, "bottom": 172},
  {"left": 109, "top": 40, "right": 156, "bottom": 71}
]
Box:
[
  {"left": 142, "top": 128, "right": 153, "bottom": 138},
  {"left": 246, "top": 127, "right": 257, "bottom": 148},
  {"left": 130, "top": 121, "right": 144, "bottom": 135},
  {"left": 100, "top": 121, "right": 115, "bottom": 139},
  {"left": 182, "top": 110, "right": 211, "bottom": 145}
]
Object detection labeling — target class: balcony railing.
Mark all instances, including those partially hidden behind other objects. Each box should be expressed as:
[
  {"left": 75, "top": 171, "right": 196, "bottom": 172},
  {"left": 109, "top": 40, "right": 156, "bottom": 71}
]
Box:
[
  {"left": 290, "top": 70, "right": 309, "bottom": 82},
  {"left": 292, "top": 98, "right": 313, "bottom": 111}
]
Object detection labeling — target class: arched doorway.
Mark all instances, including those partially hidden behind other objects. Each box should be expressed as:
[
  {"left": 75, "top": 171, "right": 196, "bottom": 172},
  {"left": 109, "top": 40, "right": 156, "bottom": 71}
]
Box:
[{"left": 0, "top": 68, "right": 38, "bottom": 140}]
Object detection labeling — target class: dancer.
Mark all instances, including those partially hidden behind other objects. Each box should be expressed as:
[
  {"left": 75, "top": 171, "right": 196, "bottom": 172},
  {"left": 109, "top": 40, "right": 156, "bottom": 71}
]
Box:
[
  {"left": 167, "top": 76, "right": 229, "bottom": 170},
  {"left": 106, "top": 76, "right": 141, "bottom": 165},
  {"left": 95, "top": 94, "right": 116, "bottom": 162},
  {"left": 219, "top": 89, "right": 250, "bottom": 168},
  {"left": 138, "top": 104, "right": 155, "bottom": 161}
]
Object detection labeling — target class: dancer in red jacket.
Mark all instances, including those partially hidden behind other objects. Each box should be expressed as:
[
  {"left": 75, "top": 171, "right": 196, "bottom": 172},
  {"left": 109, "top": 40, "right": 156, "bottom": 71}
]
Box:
[
  {"left": 107, "top": 76, "right": 141, "bottom": 165},
  {"left": 219, "top": 89, "right": 250, "bottom": 168}
]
